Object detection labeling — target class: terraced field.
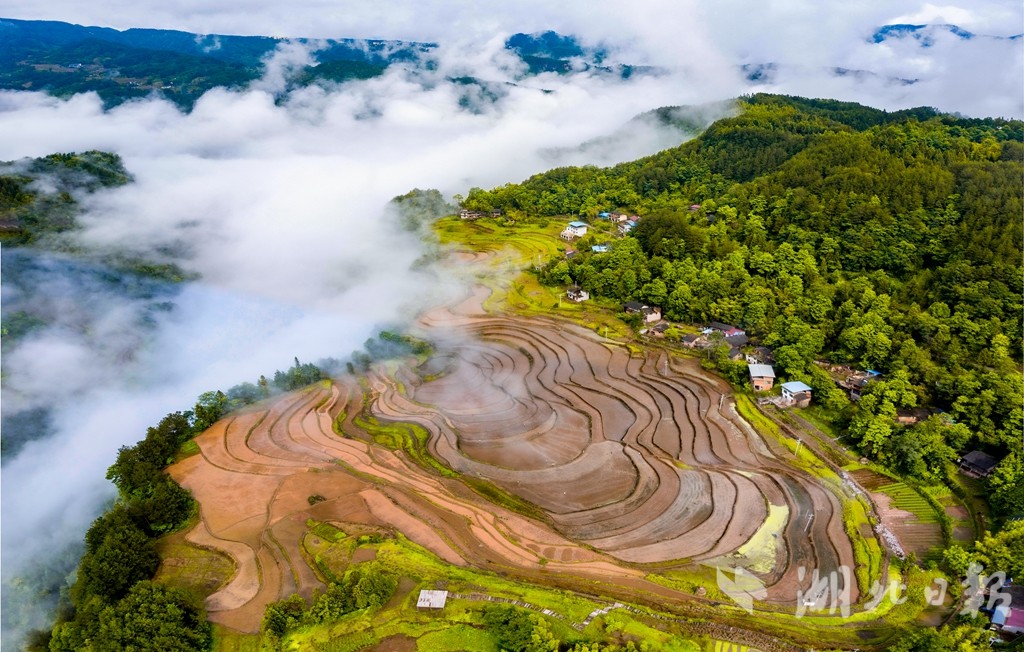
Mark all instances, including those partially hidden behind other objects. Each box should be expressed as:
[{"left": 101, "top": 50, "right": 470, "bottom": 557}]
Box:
[
  {"left": 404, "top": 287, "right": 863, "bottom": 603},
  {"left": 167, "top": 277, "right": 880, "bottom": 636}
]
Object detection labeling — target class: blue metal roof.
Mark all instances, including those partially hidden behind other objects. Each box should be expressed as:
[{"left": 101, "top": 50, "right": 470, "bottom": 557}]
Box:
[
  {"left": 568, "top": 221, "right": 588, "bottom": 228},
  {"left": 781, "top": 381, "right": 813, "bottom": 393},
  {"left": 591, "top": 245, "right": 609, "bottom": 252},
  {"left": 992, "top": 605, "right": 1009, "bottom": 626}
]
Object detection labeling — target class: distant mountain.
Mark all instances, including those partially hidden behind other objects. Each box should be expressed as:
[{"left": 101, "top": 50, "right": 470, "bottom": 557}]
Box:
[
  {"left": 0, "top": 18, "right": 433, "bottom": 109},
  {"left": 0, "top": 19, "right": 659, "bottom": 111},
  {"left": 4, "top": 18, "right": 1016, "bottom": 114},
  {"left": 740, "top": 62, "right": 918, "bottom": 87},
  {"left": 871, "top": 23, "right": 1023, "bottom": 46},
  {"left": 505, "top": 30, "right": 655, "bottom": 79}
]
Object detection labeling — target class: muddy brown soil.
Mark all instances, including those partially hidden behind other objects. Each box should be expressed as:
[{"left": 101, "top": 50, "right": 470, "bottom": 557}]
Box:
[{"left": 168, "top": 284, "right": 872, "bottom": 632}]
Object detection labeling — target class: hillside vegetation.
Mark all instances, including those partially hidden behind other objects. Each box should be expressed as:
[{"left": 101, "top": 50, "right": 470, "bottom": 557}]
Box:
[{"left": 463, "top": 94, "right": 1024, "bottom": 515}]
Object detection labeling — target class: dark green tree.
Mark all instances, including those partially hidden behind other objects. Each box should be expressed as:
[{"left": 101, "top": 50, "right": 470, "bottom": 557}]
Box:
[{"left": 93, "top": 581, "right": 210, "bottom": 651}]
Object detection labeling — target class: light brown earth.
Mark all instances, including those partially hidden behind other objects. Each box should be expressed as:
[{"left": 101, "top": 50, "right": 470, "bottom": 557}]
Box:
[
  {"left": 168, "top": 282, "right": 872, "bottom": 632},
  {"left": 848, "top": 468, "right": 945, "bottom": 559}
]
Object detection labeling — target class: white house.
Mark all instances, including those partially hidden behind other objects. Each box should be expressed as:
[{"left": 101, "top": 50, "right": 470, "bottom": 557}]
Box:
[
  {"left": 781, "top": 381, "right": 813, "bottom": 407},
  {"left": 561, "top": 221, "right": 588, "bottom": 239},
  {"left": 618, "top": 219, "right": 637, "bottom": 235},
  {"left": 642, "top": 306, "right": 661, "bottom": 323},
  {"left": 566, "top": 286, "right": 589, "bottom": 302}
]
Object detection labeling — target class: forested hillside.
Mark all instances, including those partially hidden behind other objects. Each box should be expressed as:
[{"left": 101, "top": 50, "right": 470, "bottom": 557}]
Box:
[
  {"left": 0, "top": 18, "right": 429, "bottom": 109},
  {"left": 0, "top": 152, "right": 191, "bottom": 459},
  {"left": 0, "top": 151, "right": 131, "bottom": 243},
  {"left": 462, "top": 95, "right": 1024, "bottom": 512},
  {"left": 0, "top": 19, "right": 640, "bottom": 110}
]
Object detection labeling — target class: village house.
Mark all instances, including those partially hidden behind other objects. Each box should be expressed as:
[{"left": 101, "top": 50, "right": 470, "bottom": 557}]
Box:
[
  {"left": 682, "top": 334, "right": 704, "bottom": 348},
  {"left": 566, "top": 285, "right": 589, "bottom": 302},
  {"left": 746, "top": 346, "right": 774, "bottom": 365},
  {"left": 591, "top": 244, "right": 609, "bottom": 253},
  {"left": 618, "top": 219, "right": 638, "bottom": 235},
  {"left": 781, "top": 381, "right": 813, "bottom": 407},
  {"left": 728, "top": 346, "right": 745, "bottom": 361},
  {"left": 623, "top": 302, "right": 662, "bottom": 323},
  {"left": 896, "top": 408, "right": 931, "bottom": 425},
  {"left": 748, "top": 364, "right": 775, "bottom": 391},
  {"left": 840, "top": 369, "right": 882, "bottom": 401},
  {"left": 725, "top": 332, "right": 749, "bottom": 348},
  {"left": 642, "top": 306, "right": 661, "bottom": 323},
  {"left": 705, "top": 322, "right": 745, "bottom": 338},
  {"left": 649, "top": 322, "right": 670, "bottom": 337},
  {"left": 958, "top": 450, "right": 999, "bottom": 478},
  {"left": 561, "top": 221, "right": 589, "bottom": 240},
  {"left": 994, "top": 605, "right": 1024, "bottom": 635},
  {"left": 991, "top": 586, "right": 1024, "bottom": 636},
  {"left": 991, "top": 584, "right": 1024, "bottom": 636}
]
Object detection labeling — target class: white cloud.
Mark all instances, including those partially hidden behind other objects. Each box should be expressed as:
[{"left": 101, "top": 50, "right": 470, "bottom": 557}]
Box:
[{"left": 0, "top": 34, "right": 743, "bottom": 645}]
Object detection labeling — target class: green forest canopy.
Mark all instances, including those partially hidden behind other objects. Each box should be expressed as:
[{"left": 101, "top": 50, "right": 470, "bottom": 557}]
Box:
[{"left": 463, "top": 94, "right": 1023, "bottom": 496}]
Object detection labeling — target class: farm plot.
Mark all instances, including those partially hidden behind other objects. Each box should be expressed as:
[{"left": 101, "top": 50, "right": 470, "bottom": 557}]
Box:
[
  {"left": 848, "top": 469, "right": 945, "bottom": 559},
  {"left": 395, "top": 287, "right": 867, "bottom": 605},
  {"left": 167, "top": 282, "right": 879, "bottom": 633},
  {"left": 169, "top": 379, "right": 653, "bottom": 633}
]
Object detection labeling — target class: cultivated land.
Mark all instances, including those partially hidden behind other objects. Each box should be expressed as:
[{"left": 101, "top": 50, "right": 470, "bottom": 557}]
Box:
[{"left": 164, "top": 222, "right": 933, "bottom": 649}]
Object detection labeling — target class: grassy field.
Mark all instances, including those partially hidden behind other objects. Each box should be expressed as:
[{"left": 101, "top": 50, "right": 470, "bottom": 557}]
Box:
[
  {"left": 435, "top": 217, "right": 564, "bottom": 264},
  {"left": 415, "top": 625, "right": 497, "bottom": 651},
  {"left": 711, "top": 642, "right": 752, "bottom": 652},
  {"left": 351, "top": 414, "right": 457, "bottom": 478},
  {"left": 210, "top": 626, "right": 261, "bottom": 652},
  {"left": 434, "top": 217, "right": 635, "bottom": 341},
  {"left": 842, "top": 496, "right": 883, "bottom": 594},
  {"left": 154, "top": 528, "right": 235, "bottom": 599},
  {"left": 876, "top": 483, "right": 940, "bottom": 524}
]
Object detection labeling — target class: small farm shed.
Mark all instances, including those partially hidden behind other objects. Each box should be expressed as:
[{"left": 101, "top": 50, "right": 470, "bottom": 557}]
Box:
[{"left": 416, "top": 590, "right": 449, "bottom": 609}]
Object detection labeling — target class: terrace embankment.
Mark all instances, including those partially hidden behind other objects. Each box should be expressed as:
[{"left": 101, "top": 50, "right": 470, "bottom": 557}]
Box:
[{"left": 169, "top": 284, "right": 873, "bottom": 633}]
